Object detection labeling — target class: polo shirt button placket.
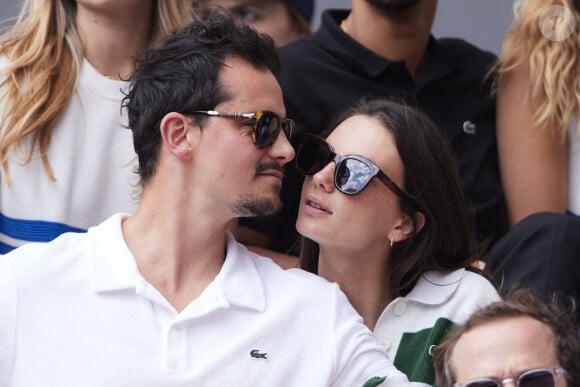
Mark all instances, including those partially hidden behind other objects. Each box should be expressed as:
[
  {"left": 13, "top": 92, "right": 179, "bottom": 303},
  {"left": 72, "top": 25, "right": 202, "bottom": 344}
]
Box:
[
  {"left": 165, "top": 323, "right": 189, "bottom": 371},
  {"left": 378, "top": 337, "right": 391, "bottom": 351}
]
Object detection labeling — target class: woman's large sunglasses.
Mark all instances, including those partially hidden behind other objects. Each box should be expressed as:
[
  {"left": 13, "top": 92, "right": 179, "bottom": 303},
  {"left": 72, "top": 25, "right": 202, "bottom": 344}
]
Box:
[
  {"left": 295, "top": 133, "right": 411, "bottom": 199},
  {"left": 453, "top": 367, "right": 572, "bottom": 387},
  {"left": 192, "top": 110, "right": 294, "bottom": 148}
]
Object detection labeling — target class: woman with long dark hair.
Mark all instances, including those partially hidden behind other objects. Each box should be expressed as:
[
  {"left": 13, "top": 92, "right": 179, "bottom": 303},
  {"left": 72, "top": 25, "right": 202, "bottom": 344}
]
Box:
[{"left": 296, "top": 98, "right": 499, "bottom": 386}]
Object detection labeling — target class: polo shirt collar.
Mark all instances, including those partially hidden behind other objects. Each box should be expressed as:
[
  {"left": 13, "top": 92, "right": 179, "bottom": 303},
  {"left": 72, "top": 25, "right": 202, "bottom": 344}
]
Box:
[
  {"left": 312, "top": 9, "right": 455, "bottom": 82},
  {"left": 211, "top": 232, "right": 266, "bottom": 312},
  {"left": 403, "top": 268, "right": 466, "bottom": 305},
  {"left": 92, "top": 213, "right": 140, "bottom": 292},
  {"left": 91, "top": 217, "right": 266, "bottom": 312}
]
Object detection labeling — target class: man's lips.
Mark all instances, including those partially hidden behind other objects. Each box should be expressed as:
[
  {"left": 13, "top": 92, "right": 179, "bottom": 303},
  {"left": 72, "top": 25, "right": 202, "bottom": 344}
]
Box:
[
  {"left": 258, "top": 170, "right": 284, "bottom": 180},
  {"left": 256, "top": 162, "right": 285, "bottom": 180}
]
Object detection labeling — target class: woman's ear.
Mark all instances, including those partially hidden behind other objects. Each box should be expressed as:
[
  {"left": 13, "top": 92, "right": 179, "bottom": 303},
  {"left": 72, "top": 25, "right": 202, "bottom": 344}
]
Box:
[
  {"left": 392, "top": 211, "right": 426, "bottom": 242},
  {"left": 159, "top": 112, "right": 197, "bottom": 162},
  {"left": 412, "top": 211, "right": 426, "bottom": 235}
]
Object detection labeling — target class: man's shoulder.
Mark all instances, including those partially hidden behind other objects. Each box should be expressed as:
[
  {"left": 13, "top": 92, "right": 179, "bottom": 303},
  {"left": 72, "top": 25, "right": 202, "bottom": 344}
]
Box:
[
  {"left": 434, "top": 37, "right": 497, "bottom": 65},
  {"left": 279, "top": 36, "right": 316, "bottom": 54},
  {"left": 251, "top": 252, "right": 333, "bottom": 289},
  {"left": 0, "top": 232, "right": 92, "bottom": 300},
  {"left": 0, "top": 215, "right": 122, "bottom": 277},
  {"left": 247, "top": 252, "right": 341, "bottom": 300},
  {"left": 277, "top": 36, "right": 327, "bottom": 70},
  {"left": 3, "top": 230, "right": 88, "bottom": 259},
  {"left": 277, "top": 9, "right": 344, "bottom": 59},
  {"left": 424, "top": 37, "right": 498, "bottom": 91}
]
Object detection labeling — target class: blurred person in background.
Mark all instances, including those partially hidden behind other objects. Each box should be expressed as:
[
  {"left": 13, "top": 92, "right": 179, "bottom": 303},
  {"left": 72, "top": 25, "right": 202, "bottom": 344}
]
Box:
[
  {"left": 483, "top": 0, "right": 580, "bottom": 324},
  {"left": 196, "top": 0, "right": 312, "bottom": 46},
  {"left": 495, "top": 0, "right": 580, "bottom": 224},
  {"left": 0, "top": 0, "right": 194, "bottom": 253}
]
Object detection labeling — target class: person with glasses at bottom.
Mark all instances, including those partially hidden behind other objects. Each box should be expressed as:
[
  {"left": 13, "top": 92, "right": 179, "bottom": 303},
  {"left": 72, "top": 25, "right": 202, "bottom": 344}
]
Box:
[
  {"left": 295, "top": 98, "right": 500, "bottom": 386},
  {"left": 433, "top": 288, "right": 580, "bottom": 387},
  {"left": 0, "top": 13, "right": 410, "bottom": 387}
]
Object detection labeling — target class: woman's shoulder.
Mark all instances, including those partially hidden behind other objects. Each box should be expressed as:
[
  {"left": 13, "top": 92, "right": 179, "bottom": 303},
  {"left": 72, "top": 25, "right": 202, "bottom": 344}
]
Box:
[
  {"left": 401, "top": 269, "right": 500, "bottom": 326},
  {"left": 447, "top": 269, "right": 501, "bottom": 319},
  {"left": 457, "top": 269, "right": 500, "bottom": 296},
  {"left": 414, "top": 268, "right": 499, "bottom": 309}
]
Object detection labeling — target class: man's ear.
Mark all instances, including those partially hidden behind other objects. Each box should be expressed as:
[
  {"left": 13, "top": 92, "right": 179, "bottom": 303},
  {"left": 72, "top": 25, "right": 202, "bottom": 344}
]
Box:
[
  {"left": 159, "top": 112, "right": 196, "bottom": 162},
  {"left": 392, "top": 211, "right": 426, "bottom": 242}
]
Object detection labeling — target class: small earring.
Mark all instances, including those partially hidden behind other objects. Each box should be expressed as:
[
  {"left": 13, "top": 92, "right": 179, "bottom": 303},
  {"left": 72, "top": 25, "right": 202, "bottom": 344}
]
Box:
[{"left": 389, "top": 238, "right": 394, "bottom": 248}]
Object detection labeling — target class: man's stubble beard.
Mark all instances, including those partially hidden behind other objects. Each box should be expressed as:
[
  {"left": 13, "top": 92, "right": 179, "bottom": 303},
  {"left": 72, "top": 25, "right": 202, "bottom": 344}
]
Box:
[
  {"left": 365, "top": 0, "right": 422, "bottom": 13},
  {"left": 232, "top": 190, "right": 282, "bottom": 217},
  {"left": 233, "top": 161, "right": 286, "bottom": 217}
]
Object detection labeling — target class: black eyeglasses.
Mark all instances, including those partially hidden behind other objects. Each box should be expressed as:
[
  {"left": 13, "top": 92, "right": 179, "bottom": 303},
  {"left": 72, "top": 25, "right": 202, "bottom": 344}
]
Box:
[
  {"left": 295, "top": 133, "right": 411, "bottom": 199},
  {"left": 454, "top": 367, "right": 572, "bottom": 387},
  {"left": 192, "top": 110, "right": 294, "bottom": 148}
]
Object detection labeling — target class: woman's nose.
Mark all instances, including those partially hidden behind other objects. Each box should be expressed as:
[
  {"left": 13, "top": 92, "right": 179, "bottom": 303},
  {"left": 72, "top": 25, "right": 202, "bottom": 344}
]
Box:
[{"left": 311, "top": 162, "right": 336, "bottom": 192}]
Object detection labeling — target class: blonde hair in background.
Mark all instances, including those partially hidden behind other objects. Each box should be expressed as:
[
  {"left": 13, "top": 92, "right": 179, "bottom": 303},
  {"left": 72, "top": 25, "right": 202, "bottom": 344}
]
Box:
[
  {"left": 0, "top": 0, "right": 194, "bottom": 184},
  {"left": 498, "top": 0, "right": 580, "bottom": 139}
]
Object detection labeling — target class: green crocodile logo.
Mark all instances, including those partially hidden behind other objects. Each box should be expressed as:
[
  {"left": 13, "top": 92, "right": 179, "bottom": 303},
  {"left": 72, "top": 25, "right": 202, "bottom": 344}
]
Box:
[
  {"left": 250, "top": 349, "right": 268, "bottom": 359},
  {"left": 362, "top": 376, "right": 386, "bottom": 387}
]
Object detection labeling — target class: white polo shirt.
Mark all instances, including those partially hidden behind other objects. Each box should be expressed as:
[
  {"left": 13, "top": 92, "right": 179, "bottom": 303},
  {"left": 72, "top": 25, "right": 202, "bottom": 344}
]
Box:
[{"left": 0, "top": 214, "right": 409, "bottom": 387}]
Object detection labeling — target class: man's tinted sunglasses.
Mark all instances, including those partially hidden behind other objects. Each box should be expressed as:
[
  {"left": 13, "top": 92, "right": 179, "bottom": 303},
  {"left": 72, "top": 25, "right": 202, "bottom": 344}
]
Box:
[{"left": 192, "top": 110, "right": 294, "bottom": 148}]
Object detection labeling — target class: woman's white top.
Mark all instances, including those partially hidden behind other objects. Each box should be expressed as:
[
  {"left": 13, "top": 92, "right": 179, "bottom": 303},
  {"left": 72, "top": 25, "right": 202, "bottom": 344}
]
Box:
[{"left": 0, "top": 59, "right": 139, "bottom": 252}]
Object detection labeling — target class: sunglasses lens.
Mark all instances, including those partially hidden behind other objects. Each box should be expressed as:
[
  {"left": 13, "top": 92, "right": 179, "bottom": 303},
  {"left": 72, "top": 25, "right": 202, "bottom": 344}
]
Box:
[
  {"left": 519, "top": 370, "right": 555, "bottom": 387},
  {"left": 254, "top": 112, "right": 280, "bottom": 148},
  {"left": 336, "top": 158, "right": 373, "bottom": 194},
  {"left": 296, "top": 136, "right": 333, "bottom": 175}
]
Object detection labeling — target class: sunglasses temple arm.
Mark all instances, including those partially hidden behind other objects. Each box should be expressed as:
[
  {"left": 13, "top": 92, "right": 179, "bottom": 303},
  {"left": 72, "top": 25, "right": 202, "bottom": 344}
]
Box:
[{"left": 377, "top": 173, "right": 409, "bottom": 200}]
